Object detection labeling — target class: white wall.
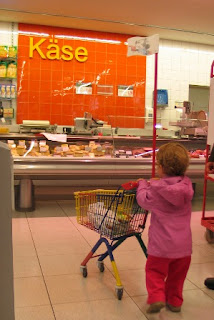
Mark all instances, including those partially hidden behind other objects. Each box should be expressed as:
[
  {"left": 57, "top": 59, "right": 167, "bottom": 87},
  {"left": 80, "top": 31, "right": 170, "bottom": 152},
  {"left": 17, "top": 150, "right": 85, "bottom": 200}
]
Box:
[
  {"left": 0, "top": 21, "right": 18, "bottom": 46},
  {"left": 146, "top": 39, "right": 214, "bottom": 129}
]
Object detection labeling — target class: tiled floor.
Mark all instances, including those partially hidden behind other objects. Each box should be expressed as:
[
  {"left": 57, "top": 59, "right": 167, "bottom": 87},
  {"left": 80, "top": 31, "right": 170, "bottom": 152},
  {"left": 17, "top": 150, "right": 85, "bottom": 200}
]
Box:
[{"left": 12, "top": 198, "right": 214, "bottom": 320}]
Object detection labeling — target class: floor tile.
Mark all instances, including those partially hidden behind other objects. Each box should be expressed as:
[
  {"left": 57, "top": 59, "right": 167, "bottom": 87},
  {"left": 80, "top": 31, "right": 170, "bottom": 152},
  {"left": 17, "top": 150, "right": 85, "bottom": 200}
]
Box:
[
  {"left": 12, "top": 218, "right": 37, "bottom": 257},
  {"left": 14, "top": 277, "right": 50, "bottom": 308},
  {"left": 27, "top": 217, "right": 73, "bottom": 230},
  {"left": 187, "top": 262, "right": 214, "bottom": 288},
  {"left": 39, "top": 253, "right": 101, "bottom": 276},
  {"left": 202, "top": 287, "right": 214, "bottom": 300},
  {"left": 45, "top": 272, "right": 127, "bottom": 304},
  {"left": 53, "top": 297, "right": 147, "bottom": 320},
  {"left": 29, "top": 227, "right": 88, "bottom": 244},
  {"left": 34, "top": 237, "right": 91, "bottom": 256},
  {"left": 57, "top": 200, "right": 76, "bottom": 217},
  {"left": 13, "top": 255, "right": 41, "bottom": 278},
  {"left": 26, "top": 201, "right": 66, "bottom": 218},
  {"left": 15, "top": 305, "right": 55, "bottom": 320},
  {"left": 191, "top": 244, "right": 214, "bottom": 264},
  {"left": 12, "top": 218, "right": 31, "bottom": 237},
  {"left": 115, "top": 269, "right": 147, "bottom": 297},
  {"left": 13, "top": 241, "right": 37, "bottom": 258}
]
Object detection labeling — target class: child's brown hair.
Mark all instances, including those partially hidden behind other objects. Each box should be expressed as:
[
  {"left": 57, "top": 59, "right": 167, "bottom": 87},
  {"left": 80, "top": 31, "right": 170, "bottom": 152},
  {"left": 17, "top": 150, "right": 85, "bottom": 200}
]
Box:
[{"left": 156, "top": 142, "right": 189, "bottom": 176}]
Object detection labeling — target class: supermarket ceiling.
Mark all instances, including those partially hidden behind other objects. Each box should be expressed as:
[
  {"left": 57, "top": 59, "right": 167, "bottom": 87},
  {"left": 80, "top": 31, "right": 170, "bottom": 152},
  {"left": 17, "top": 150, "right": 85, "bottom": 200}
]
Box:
[{"left": 0, "top": 0, "right": 214, "bottom": 45}]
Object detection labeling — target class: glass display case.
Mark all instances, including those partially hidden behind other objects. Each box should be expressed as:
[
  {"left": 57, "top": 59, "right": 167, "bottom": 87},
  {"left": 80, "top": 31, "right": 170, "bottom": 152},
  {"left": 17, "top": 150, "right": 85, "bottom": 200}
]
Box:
[{"left": 0, "top": 131, "right": 207, "bottom": 159}]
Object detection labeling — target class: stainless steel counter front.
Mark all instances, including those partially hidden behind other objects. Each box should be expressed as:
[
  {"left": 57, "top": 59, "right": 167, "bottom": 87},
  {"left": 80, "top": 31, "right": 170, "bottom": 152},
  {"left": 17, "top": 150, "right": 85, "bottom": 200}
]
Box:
[{"left": 13, "top": 157, "right": 205, "bottom": 180}]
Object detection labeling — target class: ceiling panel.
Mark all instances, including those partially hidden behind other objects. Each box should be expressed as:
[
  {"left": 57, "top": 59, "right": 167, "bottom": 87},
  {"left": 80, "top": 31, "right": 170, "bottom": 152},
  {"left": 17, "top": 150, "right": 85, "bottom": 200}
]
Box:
[{"left": 0, "top": 0, "right": 214, "bottom": 45}]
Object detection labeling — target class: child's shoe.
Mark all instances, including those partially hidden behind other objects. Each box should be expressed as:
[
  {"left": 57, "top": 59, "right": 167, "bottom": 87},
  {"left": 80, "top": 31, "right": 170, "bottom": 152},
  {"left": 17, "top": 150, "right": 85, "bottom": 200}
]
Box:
[
  {"left": 166, "top": 303, "right": 181, "bottom": 312},
  {"left": 146, "top": 302, "right": 165, "bottom": 313}
]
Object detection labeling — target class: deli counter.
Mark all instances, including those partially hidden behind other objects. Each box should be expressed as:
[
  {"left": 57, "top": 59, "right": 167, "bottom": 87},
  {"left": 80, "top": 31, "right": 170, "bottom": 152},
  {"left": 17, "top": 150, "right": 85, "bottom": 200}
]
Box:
[
  {"left": 10, "top": 134, "right": 206, "bottom": 180},
  {"left": 0, "top": 133, "right": 207, "bottom": 211}
]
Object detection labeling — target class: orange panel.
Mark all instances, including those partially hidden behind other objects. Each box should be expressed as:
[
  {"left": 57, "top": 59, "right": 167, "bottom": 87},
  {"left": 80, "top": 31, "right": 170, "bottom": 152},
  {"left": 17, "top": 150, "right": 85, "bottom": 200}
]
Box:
[
  {"left": 115, "top": 97, "right": 126, "bottom": 107},
  {"left": 17, "top": 23, "right": 146, "bottom": 127},
  {"left": 29, "top": 59, "right": 41, "bottom": 70},
  {"left": 62, "top": 94, "right": 73, "bottom": 105},
  {"left": 85, "top": 62, "right": 96, "bottom": 73},
  {"left": 107, "top": 43, "right": 117, "bottom": 54},
  {"left": 62, "top": 105, "right": 72, "bottom": 115},
  {"left": 117, "top": 66, "right": 126, "bottom": 78},
  {"left": 127, "top": 65, "right": 137, "bottom": 76},
  {"left": 125, "top": 108, "right": 135, "bottom": 116},
  {"left": 28, "top": 112, "right": 40, "bottom": 120},
  {"left": 40, "top": 103, "right": 51, "bottom": 112},
  {"left": 127, "top": 56, "right": 137, "bottom": 65},
  {"left": 61, "top": 115, "right": 73, "bottom": 125},
  {"left": 95, "top": 42, "right": 107, "bottom": 53},
  {"left": 51, "top": 114, "right": 62, "bottom": 125},
  {"left": 117, "top": 54, "right": 127, "bottom": 66},
  {"left": 86, "top": 41, "right": 96, "bottom": 52},
  {"left": 116, "top": 76, "right": 127, "bottom": 84}
]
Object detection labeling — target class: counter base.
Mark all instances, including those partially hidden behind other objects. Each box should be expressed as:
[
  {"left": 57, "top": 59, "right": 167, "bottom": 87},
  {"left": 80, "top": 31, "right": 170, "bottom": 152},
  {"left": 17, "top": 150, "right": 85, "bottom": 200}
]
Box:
[{"left": 15, "top": 179, "right": 35, "bottom": 212}]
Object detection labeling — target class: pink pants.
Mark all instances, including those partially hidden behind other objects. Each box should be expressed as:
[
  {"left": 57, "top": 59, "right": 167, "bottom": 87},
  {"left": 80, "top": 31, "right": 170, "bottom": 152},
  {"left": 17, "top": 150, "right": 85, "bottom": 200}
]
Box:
[{"left": 146, "top": 255, "right": 191, "bottom": 307}]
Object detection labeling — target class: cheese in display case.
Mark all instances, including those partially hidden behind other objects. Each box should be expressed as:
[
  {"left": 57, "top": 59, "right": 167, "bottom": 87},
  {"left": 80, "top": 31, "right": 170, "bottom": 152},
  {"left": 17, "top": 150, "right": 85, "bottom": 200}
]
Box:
[{"left": 7, "top": 139, "right": 114, "bottom": 158}]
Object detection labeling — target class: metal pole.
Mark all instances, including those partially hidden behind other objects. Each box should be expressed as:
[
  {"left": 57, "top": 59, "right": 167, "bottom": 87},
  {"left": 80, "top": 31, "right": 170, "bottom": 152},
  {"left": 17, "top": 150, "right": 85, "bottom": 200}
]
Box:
[
  {"left": 202, "top": 144, "right": 209, "bottom": 219},
  {"left": 152, "top": 53, "right": 158, "bottom": 178}
]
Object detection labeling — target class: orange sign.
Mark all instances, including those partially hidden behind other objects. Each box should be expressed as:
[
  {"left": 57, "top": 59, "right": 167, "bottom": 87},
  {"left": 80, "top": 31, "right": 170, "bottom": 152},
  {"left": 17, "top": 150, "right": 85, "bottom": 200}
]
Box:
[{"left": 29, "top": 37, "right": 88, "bottom": 62}]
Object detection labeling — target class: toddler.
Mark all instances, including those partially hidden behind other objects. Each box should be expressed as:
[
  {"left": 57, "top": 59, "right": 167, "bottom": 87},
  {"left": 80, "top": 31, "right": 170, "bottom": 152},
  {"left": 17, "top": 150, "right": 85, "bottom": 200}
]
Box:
[{"left": 136, "top": 142, "right": 194, "bottom": 313}]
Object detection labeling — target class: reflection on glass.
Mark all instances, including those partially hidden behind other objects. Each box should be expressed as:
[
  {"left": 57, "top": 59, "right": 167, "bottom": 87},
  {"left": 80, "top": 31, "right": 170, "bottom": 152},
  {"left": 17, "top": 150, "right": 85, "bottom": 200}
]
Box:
[
  {"left": 76, "top": 82, "right": 92, "bottom": 95},
  {"left": 118, "top": 85, "right": 134, "bottom": 97}
]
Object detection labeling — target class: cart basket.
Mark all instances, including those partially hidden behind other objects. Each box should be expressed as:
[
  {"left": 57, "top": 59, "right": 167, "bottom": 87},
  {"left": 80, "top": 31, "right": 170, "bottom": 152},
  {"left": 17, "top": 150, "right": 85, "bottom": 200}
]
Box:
[{"left": 74, "top": 188, "right": 148, "bottom": 240}]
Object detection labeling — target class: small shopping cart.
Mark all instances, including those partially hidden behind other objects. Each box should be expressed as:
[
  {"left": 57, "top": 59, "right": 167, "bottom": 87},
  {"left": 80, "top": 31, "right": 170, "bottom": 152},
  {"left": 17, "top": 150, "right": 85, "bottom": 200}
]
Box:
[{"left": 74, "top": 182, "right": 148, "bottom": 300}]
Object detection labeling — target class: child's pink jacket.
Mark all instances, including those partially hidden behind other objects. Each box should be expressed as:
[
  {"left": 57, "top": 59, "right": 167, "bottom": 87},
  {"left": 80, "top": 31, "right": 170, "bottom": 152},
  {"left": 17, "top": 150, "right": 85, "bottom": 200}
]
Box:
[{"left": 136, "top": 176, "right": 194, "bottom": 258}]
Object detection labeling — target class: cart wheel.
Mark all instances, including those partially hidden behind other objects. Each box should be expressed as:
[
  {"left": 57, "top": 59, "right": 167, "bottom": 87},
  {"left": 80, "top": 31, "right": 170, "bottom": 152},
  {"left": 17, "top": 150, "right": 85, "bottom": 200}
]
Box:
[
  {"left": 80, "top": 266, "right": 88, "bottom": 278},
  {"left": 116, "top": 288, "right": 123, "bottom": 300},
  {"left": 205, "top": 229, "right": 214, "bottom": 244},
  {"left": 97, "top": 261, "right": 105, "bottom": 273}
]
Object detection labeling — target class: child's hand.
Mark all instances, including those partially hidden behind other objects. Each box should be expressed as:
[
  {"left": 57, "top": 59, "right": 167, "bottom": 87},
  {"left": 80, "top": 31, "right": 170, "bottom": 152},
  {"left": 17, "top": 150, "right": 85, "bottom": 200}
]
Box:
[{"left": 137, "top": 178, "right": 144, "bottom": 182}]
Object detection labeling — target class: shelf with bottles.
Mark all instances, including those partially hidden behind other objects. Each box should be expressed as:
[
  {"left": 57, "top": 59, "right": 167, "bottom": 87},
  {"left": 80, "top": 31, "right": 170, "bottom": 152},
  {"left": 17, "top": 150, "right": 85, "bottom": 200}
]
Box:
[
  {"left": 0, "top": 63, "right": 17, "bottom": 79},
  {"left": 0, "top": 83, "right": 17, "bottom": 101},
  {"left": 0, "top": 45, "right": 17, "bottom": 59}
]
